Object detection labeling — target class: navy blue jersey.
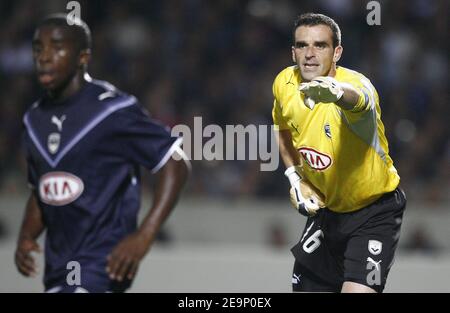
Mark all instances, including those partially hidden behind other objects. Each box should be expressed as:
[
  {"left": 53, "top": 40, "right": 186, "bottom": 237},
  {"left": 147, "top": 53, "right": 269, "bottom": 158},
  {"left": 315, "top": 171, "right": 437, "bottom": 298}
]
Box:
[{"left": 23, "top": 78, "right": 181, "bottom": 290}]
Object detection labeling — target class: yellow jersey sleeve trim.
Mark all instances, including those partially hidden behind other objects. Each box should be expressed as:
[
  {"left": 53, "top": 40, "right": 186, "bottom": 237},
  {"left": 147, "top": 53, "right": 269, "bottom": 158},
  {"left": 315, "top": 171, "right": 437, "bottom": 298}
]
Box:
[
  {"left": 350, "top": 87, "right": 370, "bottom": 113},
  {"left": 336, "top": 67, "right": 377, "bottom": 114}
]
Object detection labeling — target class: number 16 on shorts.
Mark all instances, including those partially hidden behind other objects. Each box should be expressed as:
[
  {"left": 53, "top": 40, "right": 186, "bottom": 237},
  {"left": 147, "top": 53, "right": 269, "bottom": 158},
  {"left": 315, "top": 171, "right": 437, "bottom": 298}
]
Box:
[{"left": 301, "top": 222, "right": 324, "bottom": 254}]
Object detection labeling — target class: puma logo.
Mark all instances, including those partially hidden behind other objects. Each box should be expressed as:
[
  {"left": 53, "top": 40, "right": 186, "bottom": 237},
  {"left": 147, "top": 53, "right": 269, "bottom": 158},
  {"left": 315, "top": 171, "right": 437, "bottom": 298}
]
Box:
[
  {"left": 292, "top": 273, "right": 301, "bottom": 284},
  {"left": 367, "top": 257, "right": 382, "bottom": 271},
  {"left": 291, "top": 123, "right": 300, "bottom": 134},
  {"left": 51, "top": 115, "right": 66, "bottom": 132}
]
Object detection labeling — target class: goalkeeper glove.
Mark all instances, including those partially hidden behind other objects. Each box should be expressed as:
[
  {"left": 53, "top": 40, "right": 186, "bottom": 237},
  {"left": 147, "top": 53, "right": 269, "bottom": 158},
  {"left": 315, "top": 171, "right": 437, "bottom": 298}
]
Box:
[
  {"left": 299, "top": 76, "right": 344, "bottom": 110},
  {"left": 284, "top": 166, "right": 325, "bottom": 217}
]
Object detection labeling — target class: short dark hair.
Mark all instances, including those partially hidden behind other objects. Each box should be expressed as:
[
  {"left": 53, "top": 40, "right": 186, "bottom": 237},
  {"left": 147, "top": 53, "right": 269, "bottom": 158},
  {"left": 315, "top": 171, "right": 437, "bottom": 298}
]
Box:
[
  {"left": 36, "top": 13, "right": 92, "bottom": 51},
  {"left": 292, "top": 13, "right": 341, "bottom": 48}
]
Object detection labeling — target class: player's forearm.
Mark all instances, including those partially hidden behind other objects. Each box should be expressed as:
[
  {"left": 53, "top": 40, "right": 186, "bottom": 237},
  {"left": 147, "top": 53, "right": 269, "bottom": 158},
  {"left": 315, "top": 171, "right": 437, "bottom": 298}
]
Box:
[
  {"left": 335, "top": 83, "right": 361, "bottom": 111},
  {"left": 18, "top": 193, "right": 45, "bottom": 241},
  {"left": 138, "top": 157, "right": 189, "bottom": 242},
  {"left": 277, "top": 130, "right": 301, "bottom": 168}
]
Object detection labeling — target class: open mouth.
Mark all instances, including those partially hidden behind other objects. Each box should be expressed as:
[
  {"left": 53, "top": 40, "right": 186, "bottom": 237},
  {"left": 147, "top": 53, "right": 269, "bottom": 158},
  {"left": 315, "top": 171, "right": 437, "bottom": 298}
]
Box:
[
  {"left": 37, "top": 71, "right": 55, "bottom": 85},
  {"left": 303, "top": 63, "right": 319, "bottom": 70}
]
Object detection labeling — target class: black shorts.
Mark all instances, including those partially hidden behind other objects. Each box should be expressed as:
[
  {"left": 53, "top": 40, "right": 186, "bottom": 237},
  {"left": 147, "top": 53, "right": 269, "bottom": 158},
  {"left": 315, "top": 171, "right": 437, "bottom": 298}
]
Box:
[{"left": 291, "top": 187, "right": 406, "bottom": 293}]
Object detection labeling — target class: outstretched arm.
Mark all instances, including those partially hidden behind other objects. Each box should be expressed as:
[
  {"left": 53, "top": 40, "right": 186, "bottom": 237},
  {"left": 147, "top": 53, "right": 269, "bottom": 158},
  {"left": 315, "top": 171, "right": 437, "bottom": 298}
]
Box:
[
  {"left": 15, "top": 192, "right": 45, "bottom": 277},
  {"left": 107, "top": 155, "right": 189, "bottom": 281},
  {"left": 299, "top": 76, "right": 363, "bottom": 111}
]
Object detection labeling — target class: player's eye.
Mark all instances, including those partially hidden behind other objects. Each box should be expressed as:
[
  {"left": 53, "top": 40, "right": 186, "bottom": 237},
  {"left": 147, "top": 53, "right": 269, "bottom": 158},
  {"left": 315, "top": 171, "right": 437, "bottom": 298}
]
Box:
[
  {"left": 53, "top": 43, "right": 64, "bottom": 50},
  {"left": 295, "top": 42, "right": 307, "bottom": 49},
  {"left": 32, "top": 45, "right": 42, "bottom": 54}
]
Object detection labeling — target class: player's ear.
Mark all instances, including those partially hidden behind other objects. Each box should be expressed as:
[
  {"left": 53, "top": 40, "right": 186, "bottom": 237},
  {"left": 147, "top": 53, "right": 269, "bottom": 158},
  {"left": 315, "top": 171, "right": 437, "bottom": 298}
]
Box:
[
  {"left": 333, "top": 45, "right": 343, "bottom": 63},
  {"left": 291, "top": 46, "right": 296, "bottom": 63},
  {"left": 79, "top": 49, "right": 91, "bottom": 68}
]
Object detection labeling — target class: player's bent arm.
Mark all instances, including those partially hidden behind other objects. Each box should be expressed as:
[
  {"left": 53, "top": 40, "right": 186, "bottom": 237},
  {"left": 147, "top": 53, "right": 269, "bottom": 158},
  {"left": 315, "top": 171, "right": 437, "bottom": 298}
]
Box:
[
  {"left": 277, "top": 130, "right": 324, "bottom": 216},
  {"left": 138, "top": 154, "right": 189, "bottom": 243},
  {"left": 15, "top": 192, "right": 45, "bottom": 277},
  {"left": 276, "top": 130, "right": 324, "bottom": 216},
  {"left": 106, "top": 155, "right": 189, "bottom": 281},
  {"left": 276, "top": 129, "right": 301, "bottom": 168}
]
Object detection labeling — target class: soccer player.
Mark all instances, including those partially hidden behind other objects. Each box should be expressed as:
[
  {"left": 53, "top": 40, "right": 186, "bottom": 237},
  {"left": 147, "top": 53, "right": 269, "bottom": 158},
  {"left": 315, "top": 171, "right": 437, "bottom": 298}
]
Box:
[
  {"left": 15, "top": 14, "right": 190, "bottom": 293},
  {"left": 272, "top": 13, "right": 406, "bottom": 293}
]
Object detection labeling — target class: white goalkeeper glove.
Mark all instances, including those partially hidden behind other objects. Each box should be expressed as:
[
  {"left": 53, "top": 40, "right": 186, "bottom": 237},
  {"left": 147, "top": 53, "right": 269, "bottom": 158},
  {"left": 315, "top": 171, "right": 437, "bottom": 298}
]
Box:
[
  {"left": 284, "top": 166, "right": 325, "bottom": 217},
  {"left": 299, "top": 76, "right": 344, "bottom": 110}
]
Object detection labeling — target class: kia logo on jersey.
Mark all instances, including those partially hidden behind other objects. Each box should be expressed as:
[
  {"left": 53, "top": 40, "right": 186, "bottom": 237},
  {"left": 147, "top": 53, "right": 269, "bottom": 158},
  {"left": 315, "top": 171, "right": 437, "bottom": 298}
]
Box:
[
  {"left": 39, "top": 172, "right": 84, "bottom": 206},
  {"left": 299, "top": 147, "right": 333, "bottom": 171}
]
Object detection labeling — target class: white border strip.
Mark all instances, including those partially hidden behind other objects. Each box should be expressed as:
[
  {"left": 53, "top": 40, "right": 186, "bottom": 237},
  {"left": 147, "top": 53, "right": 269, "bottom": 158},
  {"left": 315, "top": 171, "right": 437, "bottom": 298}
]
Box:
[{"left": 150, "top": 137, "right": 183, "bottom": 174}]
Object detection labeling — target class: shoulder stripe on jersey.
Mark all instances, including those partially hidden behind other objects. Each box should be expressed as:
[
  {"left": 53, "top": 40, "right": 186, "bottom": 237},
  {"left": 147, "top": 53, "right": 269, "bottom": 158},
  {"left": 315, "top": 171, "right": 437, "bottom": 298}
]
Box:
[
  {"left": 151, "top": 137, "right": 183, "bottom": 174},
  {"left": 24, "top": 96, "right": 137, "bottom": 168},
  {"left": 338, "top": 107, "right": 387, "bottom": 164},
  {"left": 336, "top": 68, "right": 387, "bottom": 163},
  {"left": 357, "top": 77, "right": 386, "bottom": 162}
]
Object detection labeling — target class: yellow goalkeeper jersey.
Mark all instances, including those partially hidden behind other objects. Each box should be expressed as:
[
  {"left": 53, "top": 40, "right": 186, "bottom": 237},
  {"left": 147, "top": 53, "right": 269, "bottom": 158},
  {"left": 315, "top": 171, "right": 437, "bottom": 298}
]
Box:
[{"left": 272, "top": 65, "right": 400, "bottom": 213}]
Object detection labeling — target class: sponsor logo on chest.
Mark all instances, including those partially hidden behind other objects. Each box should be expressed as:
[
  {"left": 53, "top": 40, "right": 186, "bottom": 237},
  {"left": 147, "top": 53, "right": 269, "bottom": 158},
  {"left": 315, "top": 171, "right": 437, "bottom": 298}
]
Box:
[
  {"left": 39, "top": 172, "right": 84, "bottom": 206},
  {"left": 299, "top": 147, "right": 332, "bottom": 171}
]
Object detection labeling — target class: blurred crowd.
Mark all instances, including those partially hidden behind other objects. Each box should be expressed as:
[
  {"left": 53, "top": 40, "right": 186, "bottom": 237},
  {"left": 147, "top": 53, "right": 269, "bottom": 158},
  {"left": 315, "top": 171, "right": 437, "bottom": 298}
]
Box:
[{"left": 0, "top": 0, "right": 448, "bottom": 204}]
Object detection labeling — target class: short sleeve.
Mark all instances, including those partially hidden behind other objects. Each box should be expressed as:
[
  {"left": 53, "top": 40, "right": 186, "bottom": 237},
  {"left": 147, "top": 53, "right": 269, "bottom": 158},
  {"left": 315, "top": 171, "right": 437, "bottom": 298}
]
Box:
[{"left": 114, "top": 103, "right": 182, "bottom": 173}]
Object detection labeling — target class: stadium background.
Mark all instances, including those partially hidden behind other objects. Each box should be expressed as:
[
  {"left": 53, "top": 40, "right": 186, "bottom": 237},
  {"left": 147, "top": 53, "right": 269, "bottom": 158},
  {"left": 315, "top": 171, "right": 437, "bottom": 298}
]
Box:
[{"left": 0, "top": 0, "right": 448, "bottom": 292}]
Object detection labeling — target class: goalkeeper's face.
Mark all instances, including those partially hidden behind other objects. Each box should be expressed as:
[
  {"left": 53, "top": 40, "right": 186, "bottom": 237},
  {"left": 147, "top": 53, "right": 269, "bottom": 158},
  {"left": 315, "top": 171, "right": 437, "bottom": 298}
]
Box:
[
  {"left": 292, "top": 25, "right": 342, "bottom": 82},
  {"left": 32, "top": 25, "right": 85, "bottom": 92}
]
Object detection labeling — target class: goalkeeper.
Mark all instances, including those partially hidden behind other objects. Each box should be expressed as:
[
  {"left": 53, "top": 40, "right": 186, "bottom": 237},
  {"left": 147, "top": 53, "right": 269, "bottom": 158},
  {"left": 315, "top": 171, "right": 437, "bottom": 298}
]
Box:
[{"left": 272, "top": 13, "right": 406, "bottom": 293}]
